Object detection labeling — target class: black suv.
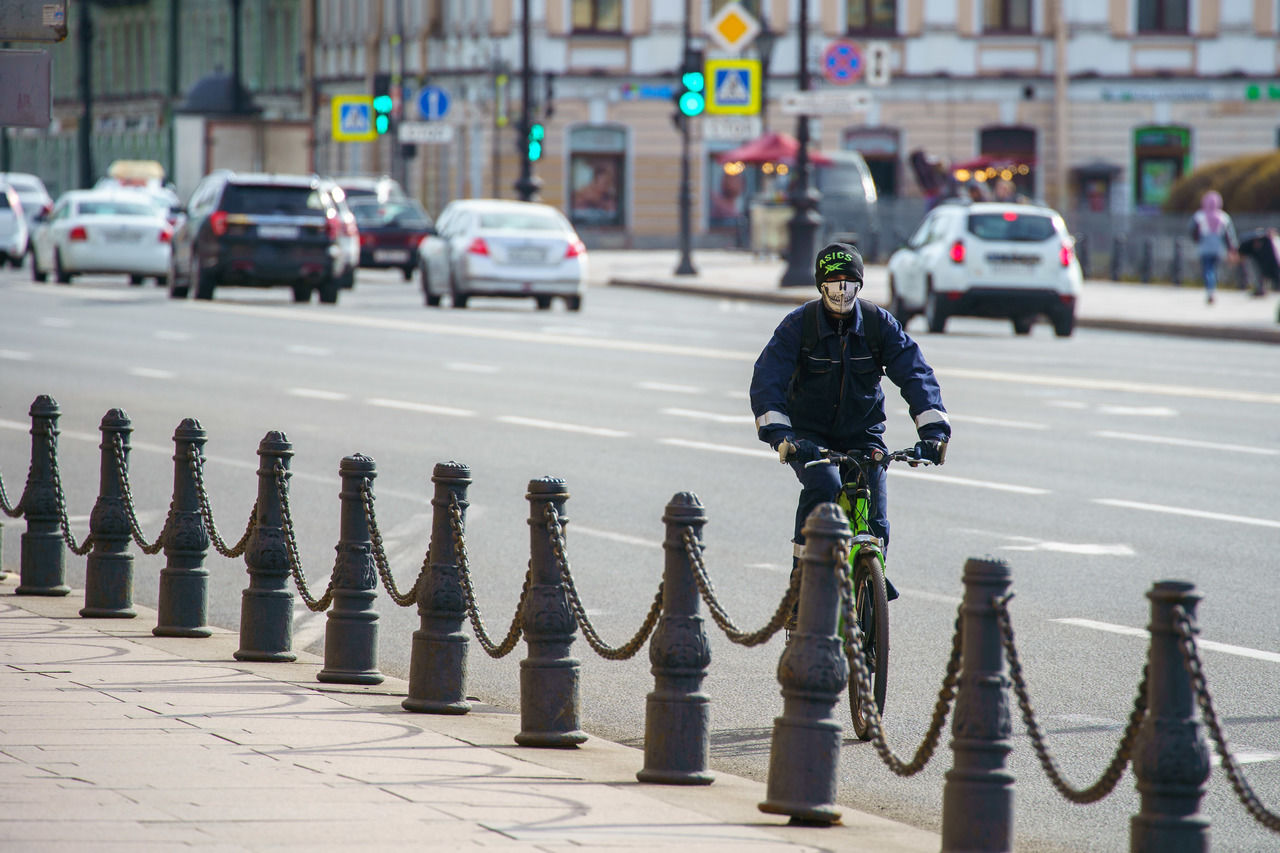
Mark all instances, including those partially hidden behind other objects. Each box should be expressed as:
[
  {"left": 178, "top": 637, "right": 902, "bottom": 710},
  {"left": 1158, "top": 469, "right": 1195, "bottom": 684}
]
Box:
[{"left": 167, "top": 172, "right": 353, "bottom": 303}]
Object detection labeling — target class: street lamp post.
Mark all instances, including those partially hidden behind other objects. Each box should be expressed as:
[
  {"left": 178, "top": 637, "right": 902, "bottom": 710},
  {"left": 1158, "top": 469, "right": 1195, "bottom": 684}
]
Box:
[
  {"left": 514, "top": 0, "right": 541, "bottom": 201},
  {"left": 674, "top": 0, "right": 697, "bottom": 276},
  {"left": 779, "top": 0, "right": 822, "bottom": 287}
]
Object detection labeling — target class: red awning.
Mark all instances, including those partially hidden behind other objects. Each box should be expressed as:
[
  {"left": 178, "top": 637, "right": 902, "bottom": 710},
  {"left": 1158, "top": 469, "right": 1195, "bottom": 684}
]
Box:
[{"left": 716, "top": 131, "right": 833, "bottom": 167}]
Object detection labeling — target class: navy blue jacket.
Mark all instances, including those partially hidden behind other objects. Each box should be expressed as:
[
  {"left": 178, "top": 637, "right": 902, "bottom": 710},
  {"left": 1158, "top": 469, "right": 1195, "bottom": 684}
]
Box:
[{"left": 750, "top": 300, "right": 950, "bottom": 451}]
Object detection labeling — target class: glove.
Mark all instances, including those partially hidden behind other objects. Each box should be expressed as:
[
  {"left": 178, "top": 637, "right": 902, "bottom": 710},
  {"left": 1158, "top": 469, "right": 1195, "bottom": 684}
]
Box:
[
  {"left": 779, "top": 437, "right": 823, "bottom": 465},
  {"left": 912, "top": 439, "right": 947, "bottom": 467}
]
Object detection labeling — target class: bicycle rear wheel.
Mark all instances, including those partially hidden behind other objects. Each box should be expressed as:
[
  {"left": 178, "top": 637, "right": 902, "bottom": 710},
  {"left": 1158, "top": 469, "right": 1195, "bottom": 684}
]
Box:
[{"left": 849, "top": 552, "right": 890, "bottom": 741}]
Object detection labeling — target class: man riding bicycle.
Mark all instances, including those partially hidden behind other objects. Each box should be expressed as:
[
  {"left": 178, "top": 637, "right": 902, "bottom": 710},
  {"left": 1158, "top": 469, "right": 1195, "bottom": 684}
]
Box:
[{"left": 749, "top": 242, "right": 951, "bottom": 601}]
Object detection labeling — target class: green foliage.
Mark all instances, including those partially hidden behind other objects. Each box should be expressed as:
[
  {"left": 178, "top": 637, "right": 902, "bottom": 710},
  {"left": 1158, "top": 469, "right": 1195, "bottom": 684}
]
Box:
[{"left": 1163, "top": 151, "right": 1280, "bottom": 213}]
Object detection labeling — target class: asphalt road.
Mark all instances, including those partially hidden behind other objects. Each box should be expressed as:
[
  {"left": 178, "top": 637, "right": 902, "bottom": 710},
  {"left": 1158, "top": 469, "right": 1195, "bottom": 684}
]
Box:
[{"left": 2, "top": 266, "right": 1278, "bottom": 852}]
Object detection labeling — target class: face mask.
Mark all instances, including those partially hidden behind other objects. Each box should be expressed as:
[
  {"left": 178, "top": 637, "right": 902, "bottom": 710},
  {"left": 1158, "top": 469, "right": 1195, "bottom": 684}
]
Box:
[{"left": 819, "top": 279, "right": 861, "bottom": 314}]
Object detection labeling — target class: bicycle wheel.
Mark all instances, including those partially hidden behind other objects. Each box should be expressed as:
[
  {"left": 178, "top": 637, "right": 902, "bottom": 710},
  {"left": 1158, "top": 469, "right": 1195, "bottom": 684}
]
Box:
[{"left": 849, "top": 551, "right": 890, "bottom": 741}]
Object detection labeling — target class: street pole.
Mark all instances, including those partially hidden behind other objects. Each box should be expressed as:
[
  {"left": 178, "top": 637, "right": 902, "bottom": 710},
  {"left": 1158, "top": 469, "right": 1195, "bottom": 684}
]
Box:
[
  {"left": 780, "top": 0, "right": 822, "bottom": 287},
  {"left": 77, "top": 0, "right": 93, "bottom": 188},
  {"left": 674, "top": 0, "right": 697, "bottom": 276},
  {"left": 392, "top": 0, "right": 406, "bottom": 188},
  {"left": 513, "top": 0, "right": 540, "bottom": 201}
]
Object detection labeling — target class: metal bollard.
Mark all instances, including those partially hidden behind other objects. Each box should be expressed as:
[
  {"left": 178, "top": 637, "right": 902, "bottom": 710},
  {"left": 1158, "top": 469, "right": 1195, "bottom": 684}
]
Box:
[
  {"left": 1110, "top": 235, "right": 1125, "bottom": 281},
  {"left": 637, "top": 492, "right": 713, "bottom": 785},
  {"left": 317, "top": 454, "right": 383, "bottom": 685},
  {"left": 759, "top": 502, "right": 849, "bottom": 824},
  {"left": 941, "top": 556, "right": 1015, "bottom": 852},
  {"left": 1130, "top": 581, "right": 1210, "bottom": 852},
  {"left": 16, "top": 395, "right": 69, "bottom": 596},
  {"left": 515, "top": 477, "right": 587, "bottom": 747},
  {"left": 154, "top": 419, "right": 211, "bottom": 637},
  {"left": 403, "top": 461, "right": 473, "bottom": 714},
  {"left": 1171, "top": 238, "right": 1183, "bottom": 286},
  {"left": 80, "top": 409, "right": 136, "bottom": 618},
  {"left": 1140, "top": 239, "right": 1154, "bottom": 283},
  {"left": 234, "top": 431, "right": 296, "bottom": 662}
]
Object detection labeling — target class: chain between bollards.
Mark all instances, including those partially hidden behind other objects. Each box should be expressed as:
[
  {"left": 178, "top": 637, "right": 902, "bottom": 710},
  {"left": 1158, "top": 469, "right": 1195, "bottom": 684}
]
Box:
[
  {"left": 449, "top": 494, "right": 528, "bottom": 658},
  {"left": 1172, "top": 604, "right": 1280, "bottom": 833},
  {"left": 45, "top": 429, "right": 92, "bottom": 556},
  {"left": 187, "top": 446, "right": 255, "bottom": 558},
  {"left": 544, "top": 503, "right": 664, "bottom": 661},
  {"left": 0, "top": 471, "right": 21, "bottom": 517},
  {"left": 271, "top": 462, "right": 333, "bottom": 613},
  {"left": 682, "top": 527, "right": 796, "bottom": 647},
  {"left": 110, "top": 433, "right": 165, "bottom": 555},
  {"left": 360, "top": 478, "right": 423, "bottom": 607}
]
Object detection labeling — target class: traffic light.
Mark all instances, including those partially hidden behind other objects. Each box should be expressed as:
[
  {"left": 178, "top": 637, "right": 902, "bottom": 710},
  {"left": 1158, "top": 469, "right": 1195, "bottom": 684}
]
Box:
[
  {"left": 373, "top": 72, "right": 393, "bottom": 135},
  {"left": 527, "top": 122, "right": 545, "bottom": 162},
  {"left": 677, "top": 48, "right": 706, "bottom": 118}
]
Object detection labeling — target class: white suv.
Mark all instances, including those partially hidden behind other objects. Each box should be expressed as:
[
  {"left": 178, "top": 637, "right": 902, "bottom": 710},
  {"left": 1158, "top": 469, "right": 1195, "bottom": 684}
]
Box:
[{"left": 886, "top": 201, "right": 1082, "bottom": 337}]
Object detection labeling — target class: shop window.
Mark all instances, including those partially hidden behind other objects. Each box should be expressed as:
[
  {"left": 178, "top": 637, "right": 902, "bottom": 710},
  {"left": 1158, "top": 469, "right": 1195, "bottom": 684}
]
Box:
[
  {"left": 569, "top": 126, "right": 626, "bottom": 227},
  {"left": 1137, "top": 0, "right": 1188, "bottom": 34},
  {"left": 707, "top": 150, "right": 750, "bottom": 232},
  {"left": 572, "top": 0, "right": 622, "bottom": 33},
  {"left": 843, "top": 127, "right": 899, "bottom": 197},
  {"left": 847, "top": 0, "right": 897, "bottom": 35},
  {"left": 978, "top": 126, "right": 1036, "bottom": 197},
  {"left": 984, "top": 0, "right": 1031, "bottom": 34},
  {"left": 1133, "top": 125, "right": 1190, "bottom": 210}
]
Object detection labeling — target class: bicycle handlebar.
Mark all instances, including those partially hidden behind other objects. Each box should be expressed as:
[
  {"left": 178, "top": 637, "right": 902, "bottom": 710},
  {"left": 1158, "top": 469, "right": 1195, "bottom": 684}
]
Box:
[{"left": 802, "top": 446, "right": 935, "bottom": 470}]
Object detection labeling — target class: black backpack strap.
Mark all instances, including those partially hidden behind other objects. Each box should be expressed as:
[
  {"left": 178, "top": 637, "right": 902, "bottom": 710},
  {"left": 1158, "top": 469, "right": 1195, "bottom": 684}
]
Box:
[
  {"left": 858, "top": 297, "right": 883, "bottom": 369},
  {"left": 799, "top": 299, "right": 822, "bottom": 357}
]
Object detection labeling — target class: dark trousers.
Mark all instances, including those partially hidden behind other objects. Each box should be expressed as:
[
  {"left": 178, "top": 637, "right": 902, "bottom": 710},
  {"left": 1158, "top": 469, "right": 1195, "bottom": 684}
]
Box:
[{"left": 790, "top": 456, "right": 889, "bottom": 554}]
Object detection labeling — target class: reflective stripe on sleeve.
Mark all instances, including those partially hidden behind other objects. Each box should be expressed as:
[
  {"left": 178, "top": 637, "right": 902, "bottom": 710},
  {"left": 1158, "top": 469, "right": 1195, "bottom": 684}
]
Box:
[
  {"left": 756, "top": 410, "right": 792, "bottom": 430},
  {"left": 915, "top": 409, "right": 950, "bottom": 429}
]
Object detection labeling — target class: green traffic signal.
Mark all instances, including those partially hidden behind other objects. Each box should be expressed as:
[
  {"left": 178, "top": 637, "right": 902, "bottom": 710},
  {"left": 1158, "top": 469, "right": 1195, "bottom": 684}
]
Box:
[
  {"left": 372, "top": 92, "right": 393, "bottom": 135},
  {"left": 677, "top": 69, "right": 705, "bottom": 117},
  {"left": 372, "top": 94, "right": 393, "bottom": 112},
  {"left": 678, "top": 89, "right": 705, "bottom": 117},
  {"left": 528, "top": 123, "right": 545, "bottom": 161},
  {"left": 375, "top": 114, "right": 390, "bottom": 134},
  {"left": 681, "top": 71, "right": 705, "bottom": 93}
]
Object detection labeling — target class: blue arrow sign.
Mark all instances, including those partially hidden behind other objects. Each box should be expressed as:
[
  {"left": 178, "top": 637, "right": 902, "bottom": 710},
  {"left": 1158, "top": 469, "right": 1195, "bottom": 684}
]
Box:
[{"left": 418, "top": 86, "right": 451, "bottom": 121}]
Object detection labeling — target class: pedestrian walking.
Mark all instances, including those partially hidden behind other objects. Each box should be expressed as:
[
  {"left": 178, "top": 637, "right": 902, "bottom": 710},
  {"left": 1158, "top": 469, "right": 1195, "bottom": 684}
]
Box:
[{"left": 1188, "top": 190, "right": 1238, "bottom": 305}]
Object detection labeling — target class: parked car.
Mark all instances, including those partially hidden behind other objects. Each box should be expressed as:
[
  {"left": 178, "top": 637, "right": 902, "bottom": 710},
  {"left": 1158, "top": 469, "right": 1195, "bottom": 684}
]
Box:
[
  {"left": 0, "top": 172, "right": 52, "bottom": 244},
  {"left": 319, "top": 179, "right": 359, "bottom": 289},
  {"left": 418, "top": 199, "right": 587, "bottom": 310},
  {"left": 167, "top": 172, "right": 354, "bottom": 303},
  {"left": 347, "top": 197, "right": 433, "bottom": 281},
  {"left": 886, "top": 200, "right": 1081, "bottom": 337},
  {"left": 332, "top": 175, "right": 407, "bottom": 204},
  {"left": 0, "top": 183, "right": 29, "bottom": 267},
  {"left": 29, "top": 189, "right": 173, "bottom": 285}
]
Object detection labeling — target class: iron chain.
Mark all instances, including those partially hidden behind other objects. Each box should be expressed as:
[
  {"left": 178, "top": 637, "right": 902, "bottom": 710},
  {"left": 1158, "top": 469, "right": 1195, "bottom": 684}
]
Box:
[
  {"left": 837, "top": 542, "right": 964, "bottom": 777},
  {"left": 682, "top": 527, "right": 795, "bottom": 647},
  {"left": 1172, "top": 605, "right": 1280, "bottom": 833},
  {"left": 0, "top": 470, "right": 21, "bottom": 517},
  {"left": 359, "top": 479, "right": 423, "bottom": 607},
  {"left": 187, "top": 446, "right": 255, "bottom": 558},
  {"left": 45, "top": 430, "right": 92, "bottom": 556},
  {"left": 994, "top": 594, "right": 1148, "bottom": 804},
  {"left": 543, "top": 504, "right": 663, "bottom": 660},
  {"left": 110, "top": 434, "right": 165, "bottom": 555},
  {"left": 271, "top": 463, "right": 333, "bottom": 613},
  {"left": 450, "top": 494, "right": 527, "bottom": 658}
]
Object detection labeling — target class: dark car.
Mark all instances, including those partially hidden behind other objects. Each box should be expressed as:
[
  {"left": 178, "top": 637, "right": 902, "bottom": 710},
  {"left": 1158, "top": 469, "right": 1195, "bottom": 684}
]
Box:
[
  {"left": 347, "top": 197, "right": 433, "bottom": 281},
  {"left": 167, "top": 171, "right": 353, "bottom": 303}
]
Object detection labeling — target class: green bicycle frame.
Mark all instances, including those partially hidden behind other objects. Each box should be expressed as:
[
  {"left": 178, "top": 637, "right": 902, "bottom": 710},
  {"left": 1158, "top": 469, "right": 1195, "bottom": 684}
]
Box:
[{"left": 836, "top": 470, "right": 885, "bottom": 572}]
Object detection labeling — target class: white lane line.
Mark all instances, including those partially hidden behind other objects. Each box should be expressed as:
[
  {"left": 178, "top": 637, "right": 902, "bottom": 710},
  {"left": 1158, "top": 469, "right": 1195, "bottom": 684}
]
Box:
[
  {"left": 288, "top": 387, "right": 349, "bottom": 401},
  {"left": 0, "top": 350, "right": 33, "bottom": 361},
  {"left": 496, "top": 416, "right": 630, "bottom": 438},
  {"left": 1094, "top": 498, "right": 1280, "bottom": 530},
  {"left": 724, "top": 390, "right": 748, "bottom": 400},
  {"left": 956, "top": 528, "right": 1133, "bottom": 556},
  {"left": 1055, "top": 618, "right": 1280, "bottom": 664},
  {"left": 154, "top": 331, "right": 191, "bottom": 342},
  {"left": 40, "top": 317, "right": 73, "bottom": 328},
  {"left": 447, "top": 362, "right": 500, "bottom": 374},
  {"left": 889, "top": 468, "right": 1052, "bottom": 495},
  {"left": 895, "top": 408, "right": 1047, "bottom": 430},
  {"left": 940, "top": 367, "right": 1280, "bottom": 406},
  {"left": 129, "top": 367, "right": 175, "bottom": 380},
  {"left": 1098, "top": 405, "right": 1177, "bottom": 417},
  {"left": 571, "top": 525, "right": 661, "bottom": 549},
  {"left": 661, "top": 407, "right": 754, "bottom": 424},
  {"left": 1215, "top": 750, "right": 1280, "bottom": 767},
  {"left": 659, "top": 438, "right": 775, "bottom": 459},
  {"left": 1093, "top": 430, "right": 1278, "bottom": 456},
  {"left": 292, "top": 608, "right": 326, "bottom": 651},
  {"left": 287, "top": 344, "right": 332, "bottom": 356},
  {"left": 638, "top": 381, "right": 702, "bottom": 394},
  {"left": 367, "top": 397, "right": 476, "bottom": 418},
  {"left": 1047, "top": 400, "right": 1089, "bottom": 409}
]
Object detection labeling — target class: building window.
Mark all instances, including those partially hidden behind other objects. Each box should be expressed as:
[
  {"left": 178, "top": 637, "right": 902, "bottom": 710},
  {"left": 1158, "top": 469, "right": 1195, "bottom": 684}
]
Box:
[
  {"left": 843, "top": 127, "right": 900, "bottom": 197},
  {"left": 984, "top": 0, "right": 1031, "bottom": 34},
  {"left": 978, "top": 126, "right": 1037, "bottom": 196},
  {"left": 847, "top": 0, "right": 897, "bottom": 35},
  {"left": 1137, "top": 0, "right": 1188, "bottom": 34},
  {"left": 572, "top": 0, "right": 622, "bottom": 33},
  {"left": 1133, "top": 125, "right": 1190, "bottom": 210},
  {"left": 569, "top": 126, "right": 626, "bottom": 227}
]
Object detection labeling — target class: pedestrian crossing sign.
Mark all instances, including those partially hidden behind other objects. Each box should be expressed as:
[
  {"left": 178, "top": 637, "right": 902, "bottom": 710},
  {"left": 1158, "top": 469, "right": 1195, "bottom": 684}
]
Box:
[
  {"left": 705, "top": 58, "right": 761, "bottom": 115},
  {"left": 332, "top": 95, "right": 378, "bottom": 142}
]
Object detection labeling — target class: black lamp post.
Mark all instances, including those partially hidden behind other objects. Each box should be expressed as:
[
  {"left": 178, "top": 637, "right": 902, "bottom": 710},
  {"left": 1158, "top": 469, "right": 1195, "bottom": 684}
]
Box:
[
  {"left": 514, "top": 0, "right": 541, "bottom": 201},
  {"left": 779, "top": 0, "right": 822, "bottom": 287},
  {"left": 77, "top": 1, "right": 94, "bottom": 188},
  {"left": 674, "top": 0, "right": 697, "bottom": 276},
  {"left": 754, "top": 23, "right": 776, "bottom": 134}
]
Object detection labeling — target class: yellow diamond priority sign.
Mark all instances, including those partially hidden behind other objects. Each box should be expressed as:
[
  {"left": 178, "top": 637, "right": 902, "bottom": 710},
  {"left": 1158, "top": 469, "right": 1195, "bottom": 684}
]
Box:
[{"left": 707, "top": 2, "right": 760, "bottom": 55}]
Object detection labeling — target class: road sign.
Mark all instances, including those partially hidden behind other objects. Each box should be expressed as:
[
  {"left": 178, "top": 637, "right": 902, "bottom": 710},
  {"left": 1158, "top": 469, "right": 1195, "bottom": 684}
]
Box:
[
  {"left": 0, "top": 0, "right": 68, "bottom": 42},
  {"left": 417, "top": 85, "right": 451, "bottom": 121},
  {"left": 704, "top": 115, "right": 762, "bottom": 142},
  {"left": 0, "top": 49, "right": 50, "bottom": 127},
  {"left": 822, "top": 40, "right": 863, "bottom": 85},
  {"left": 707, "top": 2, "right": 760, "bottom": 54},
  {"left": 705, "top": 58, "right": 761, "bottom": 115},
  {"left": 778, "top": 89, "right": 871, "bottom": 116},
  {"left": 865, "top": 41, "right": 891, "bottom": 86},
  {"left": 399, "top": 121, "right": 455, "bottom": 145},
  {"left": 331, "top": 95, "right": 377, "bottom": 142}
]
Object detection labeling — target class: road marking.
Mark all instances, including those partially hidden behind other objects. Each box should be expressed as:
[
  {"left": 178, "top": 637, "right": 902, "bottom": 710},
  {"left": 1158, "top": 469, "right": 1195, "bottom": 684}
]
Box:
[
  {"left": 889, "top": 468, "right": 1052, "bottom": 495},
  {"left": 496, "top": 416, "right": 630, "bottom": 438},
  {"left": 638, "top": 381, "right": 702, "bottom": 394},
  {"left": 287, "top": 344, "right": 332, "bottom": 356},
  {"left": 40, "top": 317, "right": 72, "bottom": 328},
  {"left": 129, "top": 367, "right": 175, "bottom": 380},
  {"left": 895, "top": 408, "right": 1047, "bottom": 430},
  {"left": 447, "top": 362, "right": 500, "bottom": 374},
  {"left": 1098, "top": 405, "right": 1177, "bottom": 417},
  {"left": 956, "top": 528, "right": 1133, "bottom": 556},
  {"left": 1094, "top": 498, "right": 1280, "bottom": 530},
  {"left": 0, "top": 350, "right": 33, "bottom": 361},
  {"left": 661, "top": 407, "right": 754, "bottom": 424},
  {"left": 1093, "top": 430, "right": 1278, "bottom": 456},
  {"left": 724, "top": 390, "right": 748, "bottom": 400},
  {"left": 1055, "top": 618, "right": 1280, "bottom": 664},
  {"left": 1047, "top": 400, "right": 1089, "bottom": 409},
  {"left": 288, "top": 387, "right": 349, "bottom": 401},
  {"left": 572, "top": 525, "right": 661, "bottom": 548},
  {"left": 367, "top": 397, "right": 476, "bottom": 418},
  {"left": 154, "top": 331, "right": 191, "bottom": 342},
  {"left": 659, "top": 438, "right": 775, "bottom": 459},
  {"left": 292, "top": 608, "right": 326, "bottom": 652},
  {"left": 941, "top": 367, "right": 1280, "bottom": 406},
  {"left": 1215, "top": 750, "right": 1280, "bottom": 767}
]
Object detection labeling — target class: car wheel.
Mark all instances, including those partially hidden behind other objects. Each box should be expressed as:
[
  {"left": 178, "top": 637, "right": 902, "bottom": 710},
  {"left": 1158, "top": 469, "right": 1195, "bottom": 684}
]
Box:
[
  {"left": 535, "top": 295, "right": 553, "bottom": 311},
  {"left": 54, "top": 250, "right": 71, "bottom": 284},
  {"left": 565, "top": 295, "right": 582, "bottom": 312},
  {"left": 924, "top": 282, "right": 947, "bottom": 334},
  {"left": 291, "top": 283, "right": 312, "bottom": 303},
  {"left": 1012, "top": 315, "right": 1035, "bottom": 336},
  {"left": 401, "top": 265, "right": 413, "bottom": 282},
  {"left": 318, "top": 276, "right": 339, "bottom": 305},
  {"left": 192, "top": 255, "right": 216, "bottom": 300},
  {"left": 31, "top": 250, "right": 47, "bottom": 283},
  {"left": 167, "top": 255, "right": 188, "bottom": 298},
  {"left": 129, "top": 274, "right": 145, "bottom": 286},
  {"left": 888, "top": 276, "right": 912, "bottom": 327},
  {"left": 449, "top": 272, "right": 468, "bottom": 308},
  {"left": 1052, "top": 306, "right": 1076, "bottom": 337}
]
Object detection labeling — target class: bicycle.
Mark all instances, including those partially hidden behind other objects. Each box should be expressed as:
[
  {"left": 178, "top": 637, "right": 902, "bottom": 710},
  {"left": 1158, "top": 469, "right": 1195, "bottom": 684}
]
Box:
[{"left": 793, "top": 444, "right": 933, "bottom": 740}]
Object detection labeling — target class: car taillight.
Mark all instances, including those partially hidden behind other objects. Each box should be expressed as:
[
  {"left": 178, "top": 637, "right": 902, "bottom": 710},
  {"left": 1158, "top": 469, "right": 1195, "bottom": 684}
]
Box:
[
  {"left": 564, "top": 238, "right": 586, "bottom": 259},
  {"left": 159, "top": 226, "right": 173, "bottom": 244},
  {"left": 360, "top": 233, "right": 374, "bottom": 247},
  {"left": 69, "top": 225, "right": 88, "bottom": 241},
  {"left": 1059, "top": 241, "right": 1073, "bottom": 267},
  {"left": 325, "top": 215, "right": 341, "bottom": 241},
  {"left": 467, "top": 237, "right": 489, "bottom": 256},
  {"left": 209, "top": 210, "right": 228, "bottom": 236},
  {"left": 949, "top": 240, "right": 965, "bottom": 263}
]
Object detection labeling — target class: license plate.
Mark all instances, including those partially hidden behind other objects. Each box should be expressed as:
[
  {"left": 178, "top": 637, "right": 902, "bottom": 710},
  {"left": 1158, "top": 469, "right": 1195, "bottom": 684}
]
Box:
[
  {"left": 508, "top": 246, "right": 545, "bottom": 264},
  {"left": 373, "top": 249, "right": 409, "bottom": 263},
  {"left": 107, "top": 229, "right": 142, "bottom": 242},
  {"left": 258, "top": 224, "right": 299, "bottom": 239}
]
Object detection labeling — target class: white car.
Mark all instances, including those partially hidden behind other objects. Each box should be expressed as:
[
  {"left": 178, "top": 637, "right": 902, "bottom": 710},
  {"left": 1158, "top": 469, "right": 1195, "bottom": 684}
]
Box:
[
  {"left": 0, "top": 172, "right": 53, "bottom": 236},
  {"left": 31, "top": 190, "right": 173, "bottom": 285},
  {"left": 886, "top": 200, "right": 1082, "bottom": 337},
  {"left": 0, "top": 183, "right": 29, "bottom": 267},
  {"left": 418, "top": 199, "right": 587, "bottom": 310}
]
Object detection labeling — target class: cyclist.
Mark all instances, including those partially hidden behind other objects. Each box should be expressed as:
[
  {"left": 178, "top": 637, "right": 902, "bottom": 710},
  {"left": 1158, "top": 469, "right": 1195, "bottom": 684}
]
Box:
[{"left": 749, "top": 242, "right": 950, "bottom": 601}]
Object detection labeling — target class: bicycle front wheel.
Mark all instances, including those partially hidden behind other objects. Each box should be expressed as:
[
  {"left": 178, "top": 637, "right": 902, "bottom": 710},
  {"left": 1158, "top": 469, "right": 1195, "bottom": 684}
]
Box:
[{"left": 849, "top": 552, "right": 890, "bottom": 741}]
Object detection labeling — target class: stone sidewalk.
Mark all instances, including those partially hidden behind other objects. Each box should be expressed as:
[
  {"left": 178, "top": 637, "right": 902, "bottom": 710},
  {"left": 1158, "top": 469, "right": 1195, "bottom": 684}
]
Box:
[{"left": 0, "top": 581, "right": 941, "bottom": 853}]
